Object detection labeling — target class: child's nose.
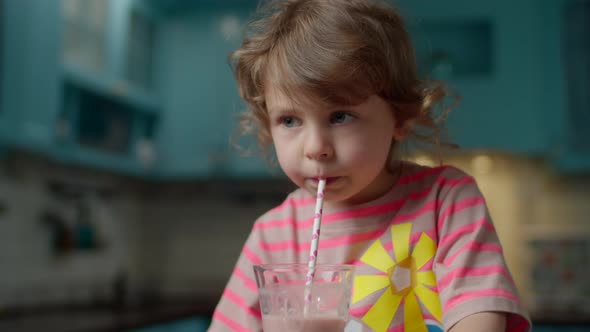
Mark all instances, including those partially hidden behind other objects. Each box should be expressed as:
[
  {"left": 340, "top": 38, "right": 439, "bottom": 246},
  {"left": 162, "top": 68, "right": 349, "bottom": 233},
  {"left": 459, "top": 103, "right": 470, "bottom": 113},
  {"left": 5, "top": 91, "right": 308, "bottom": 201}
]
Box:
[{"left": 304, "top": 129, "right": 334, "bottom": 161}]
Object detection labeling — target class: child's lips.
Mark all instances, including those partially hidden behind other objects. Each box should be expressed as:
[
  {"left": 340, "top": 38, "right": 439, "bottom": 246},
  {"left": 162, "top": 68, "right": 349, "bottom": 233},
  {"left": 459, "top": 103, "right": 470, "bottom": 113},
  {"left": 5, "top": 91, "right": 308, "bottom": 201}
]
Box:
[{"left": 311, "top": 177, "right": 340, "bottom": 185}]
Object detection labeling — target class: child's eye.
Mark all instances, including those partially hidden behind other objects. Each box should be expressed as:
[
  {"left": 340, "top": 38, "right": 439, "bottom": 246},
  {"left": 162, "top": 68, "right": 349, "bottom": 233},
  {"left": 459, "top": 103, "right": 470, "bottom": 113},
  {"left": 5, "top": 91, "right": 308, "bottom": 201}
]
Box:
[
  {"left": 279, "top": 116, "right": 302, "bottom": 128},
  {"left": 330, "top": 111, "right": 355, "bottom": 124}
]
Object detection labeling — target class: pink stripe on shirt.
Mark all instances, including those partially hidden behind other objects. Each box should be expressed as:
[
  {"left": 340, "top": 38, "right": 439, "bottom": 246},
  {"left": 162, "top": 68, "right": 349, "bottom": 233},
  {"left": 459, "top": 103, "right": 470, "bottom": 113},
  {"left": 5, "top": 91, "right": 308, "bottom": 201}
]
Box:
[
  {"left": 329, "top": 175, "right": 471, "bottom": 220},
  {"left": 223, "top": 288, "right": 262, "bottom": 319},
  {"left": 233, "top": 267, "right": 257, "bottom": 292},
  {"left": 255, "top": 176, "right": 473, "bottom": 231},
  {"left": 391, "top": 199, "right": 440, "bottom": 224},
  {"left": 255, "top": 197, "right": 408, "bottom": 231},
  {"left": 397, "top": 166, "right": 450, "bottom": 185},
  {"left": 438, "top": 217, "right": 490, "bottom": 250},
  {"left": 382, "top": 228, "right": 438, "bottom": 250},
  {"left": 243, "top": 246, "right": 262, "bottom": 265},
  {"left": 253, "top": 217, "right": 297, "bottom": 230},
  {"left": 444, "top": 288, "right": 522, "bottom": 312},
  {"left": 437, "top": 265, "right": 514, "bottom": 291},
  {"left": 258, "top": 227, "right": 386, "bottom": 252},
  {"left": 438, "top": 196, "right": 486, "bottom": 230},
  {"left": 443, "top": 240, "right": 504, "bottom": 266},
  {"left": 212, "top": 311, "right": 250, "bottom": 332}
]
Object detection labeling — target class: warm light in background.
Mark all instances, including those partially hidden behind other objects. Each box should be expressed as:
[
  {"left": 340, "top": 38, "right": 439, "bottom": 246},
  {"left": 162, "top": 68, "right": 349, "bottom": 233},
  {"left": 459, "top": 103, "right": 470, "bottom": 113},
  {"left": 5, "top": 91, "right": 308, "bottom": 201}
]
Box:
[
  {"left": 471, "top": 154, "right": 494, "bottom": 175},
  {"left": 413, "top": 154, "right": 435, "bottom": 167}
]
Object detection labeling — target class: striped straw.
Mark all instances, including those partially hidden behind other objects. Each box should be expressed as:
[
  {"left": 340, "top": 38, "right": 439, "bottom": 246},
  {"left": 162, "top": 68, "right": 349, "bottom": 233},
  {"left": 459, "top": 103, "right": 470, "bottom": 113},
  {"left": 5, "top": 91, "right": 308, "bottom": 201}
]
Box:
[{"left": 304, "top": 178, "right": 327, "bottom": 316}]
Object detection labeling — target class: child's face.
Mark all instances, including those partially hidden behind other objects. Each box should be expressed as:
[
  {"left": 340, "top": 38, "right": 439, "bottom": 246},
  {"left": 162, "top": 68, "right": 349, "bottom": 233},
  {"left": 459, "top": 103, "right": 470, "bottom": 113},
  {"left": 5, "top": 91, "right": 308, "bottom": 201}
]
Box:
[{"left": 266, "top": 85, "right": 404, "bottom": 205}]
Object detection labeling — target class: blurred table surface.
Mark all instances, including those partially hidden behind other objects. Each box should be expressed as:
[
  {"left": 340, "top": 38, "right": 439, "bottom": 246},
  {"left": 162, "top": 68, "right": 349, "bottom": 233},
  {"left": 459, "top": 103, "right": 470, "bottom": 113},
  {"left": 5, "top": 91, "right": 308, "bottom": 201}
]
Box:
[
  {"left": 0, "top": 296, "right": 216, "bottom": 332},
  {"left": 1, "top": 300, "right": 589, "bottom": 332}
]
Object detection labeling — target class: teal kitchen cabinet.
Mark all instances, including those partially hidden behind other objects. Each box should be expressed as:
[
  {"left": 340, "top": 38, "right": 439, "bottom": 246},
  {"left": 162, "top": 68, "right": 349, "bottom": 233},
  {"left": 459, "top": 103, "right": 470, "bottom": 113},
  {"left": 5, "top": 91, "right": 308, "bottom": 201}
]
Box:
[
  {"left": 548, "top": 0, "right": 590, "bottom": 173},
  {"left": 0, "top": 0, "right": 162, "bottom": 176},
  {"left": 58, "top": 0, "right": 163, "bottom": 176},
  {"left": 0, "top": 0, "right": 61, "bottom": 151},
  {"left": 397, "top": 0, "right": 554, "bottom": 155},
  {"left": 399, "top": 0, "right": 590, "bottom": 172},
  {"left": 154, "top": 7, "right": 278, "bottom": 179}
]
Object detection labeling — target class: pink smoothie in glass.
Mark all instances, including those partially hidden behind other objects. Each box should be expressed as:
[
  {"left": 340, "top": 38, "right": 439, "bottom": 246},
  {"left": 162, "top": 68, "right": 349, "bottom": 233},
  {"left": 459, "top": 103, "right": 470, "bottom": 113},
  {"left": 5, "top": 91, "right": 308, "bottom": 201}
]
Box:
[{"left": 262, "top": 316, "right": 346, "bottom": 332}]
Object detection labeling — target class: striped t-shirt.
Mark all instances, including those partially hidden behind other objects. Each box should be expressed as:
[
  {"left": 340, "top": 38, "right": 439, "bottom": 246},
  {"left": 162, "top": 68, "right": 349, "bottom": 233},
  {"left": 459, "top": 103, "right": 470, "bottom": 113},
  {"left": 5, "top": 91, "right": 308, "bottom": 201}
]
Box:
[{"left": 208, "top": 162, "right": 531, "bottom": 332}]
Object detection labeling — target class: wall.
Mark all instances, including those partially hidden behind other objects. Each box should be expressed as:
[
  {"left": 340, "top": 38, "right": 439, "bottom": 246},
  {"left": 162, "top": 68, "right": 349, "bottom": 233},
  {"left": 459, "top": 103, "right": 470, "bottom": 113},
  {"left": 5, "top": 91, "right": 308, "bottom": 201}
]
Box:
[
  {"left": 0, "top": 153, "right": 144, "bottom": 310},
  {"left": 0, "top": 152, "right": 287, "bottom": 310},
  {"left": 136, "top": 178, "right": 290, "bottom": 298}
]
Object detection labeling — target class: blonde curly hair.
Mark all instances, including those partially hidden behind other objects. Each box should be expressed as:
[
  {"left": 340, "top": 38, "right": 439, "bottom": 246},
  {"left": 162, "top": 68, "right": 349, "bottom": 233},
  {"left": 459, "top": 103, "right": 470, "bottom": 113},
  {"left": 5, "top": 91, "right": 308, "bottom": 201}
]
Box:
[{"left": 230, "top": 0, "right": 457, "bottom": 170}]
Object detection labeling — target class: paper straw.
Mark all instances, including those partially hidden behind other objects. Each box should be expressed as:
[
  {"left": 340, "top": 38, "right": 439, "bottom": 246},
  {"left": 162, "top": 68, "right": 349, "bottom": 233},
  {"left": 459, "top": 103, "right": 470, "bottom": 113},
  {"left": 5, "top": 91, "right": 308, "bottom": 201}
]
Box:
[{"left": 304, "top": 178, "right": 326, "bottom": 315}]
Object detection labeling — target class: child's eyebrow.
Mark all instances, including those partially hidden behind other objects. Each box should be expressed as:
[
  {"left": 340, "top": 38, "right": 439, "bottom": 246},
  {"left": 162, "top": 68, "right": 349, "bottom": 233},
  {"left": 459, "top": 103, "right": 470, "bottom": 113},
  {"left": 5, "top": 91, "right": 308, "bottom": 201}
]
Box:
[{"left": 267, "top": 106, "right": 302, "bottom": 115}]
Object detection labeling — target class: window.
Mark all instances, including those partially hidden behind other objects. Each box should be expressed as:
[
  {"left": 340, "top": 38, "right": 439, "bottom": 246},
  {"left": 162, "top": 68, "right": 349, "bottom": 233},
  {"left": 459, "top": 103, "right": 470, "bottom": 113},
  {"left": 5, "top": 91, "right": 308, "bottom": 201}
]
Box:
[{"left": 61, "top": 0, "right": 108, "bottom": 72}]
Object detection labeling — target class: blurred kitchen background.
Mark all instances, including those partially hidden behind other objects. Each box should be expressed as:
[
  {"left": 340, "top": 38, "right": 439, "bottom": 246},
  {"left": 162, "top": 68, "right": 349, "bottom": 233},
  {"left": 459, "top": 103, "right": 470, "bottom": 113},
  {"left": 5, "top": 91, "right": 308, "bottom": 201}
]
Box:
[{"left": 0, "top": 0, "right": 589, "bottom": 331}]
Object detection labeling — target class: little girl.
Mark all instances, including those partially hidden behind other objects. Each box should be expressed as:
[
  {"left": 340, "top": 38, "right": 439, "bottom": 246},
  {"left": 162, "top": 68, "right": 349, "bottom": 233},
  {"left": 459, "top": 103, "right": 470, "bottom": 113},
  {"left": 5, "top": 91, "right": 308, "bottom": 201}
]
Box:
[{"left": 208, "top": 0, "right": 531, "bottom": 331}]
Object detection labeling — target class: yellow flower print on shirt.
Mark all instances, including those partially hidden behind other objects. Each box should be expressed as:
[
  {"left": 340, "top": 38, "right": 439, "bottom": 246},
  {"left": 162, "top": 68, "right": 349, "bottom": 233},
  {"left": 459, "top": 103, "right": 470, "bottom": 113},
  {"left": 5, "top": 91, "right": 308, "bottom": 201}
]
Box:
[{"left": 353, "top": 223, "right": 442, "bottom": 332}]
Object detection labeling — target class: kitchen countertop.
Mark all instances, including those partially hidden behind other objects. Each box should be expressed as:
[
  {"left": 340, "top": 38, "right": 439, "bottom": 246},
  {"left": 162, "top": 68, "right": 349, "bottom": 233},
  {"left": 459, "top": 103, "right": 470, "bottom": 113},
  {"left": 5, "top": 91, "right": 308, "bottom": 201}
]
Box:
[
  {"left": 0, "top": 296, "right": 217, "bottom": 332},
  {"left": 531, "top": 313, "right": 590, "bottom": 328},
  {"left": 2, "top": 298, "right": 589, "bottom": 332}
]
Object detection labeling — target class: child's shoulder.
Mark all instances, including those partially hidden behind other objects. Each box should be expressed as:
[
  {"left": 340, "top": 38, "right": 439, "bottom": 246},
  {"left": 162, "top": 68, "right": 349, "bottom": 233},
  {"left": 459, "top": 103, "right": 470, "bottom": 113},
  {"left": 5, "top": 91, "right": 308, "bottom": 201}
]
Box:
[
  {"left": 400, "top": 161, "right": 474, "bottom": 186},
  {"left": 399, "top": 161, "right": 480, "bottom": 201}
]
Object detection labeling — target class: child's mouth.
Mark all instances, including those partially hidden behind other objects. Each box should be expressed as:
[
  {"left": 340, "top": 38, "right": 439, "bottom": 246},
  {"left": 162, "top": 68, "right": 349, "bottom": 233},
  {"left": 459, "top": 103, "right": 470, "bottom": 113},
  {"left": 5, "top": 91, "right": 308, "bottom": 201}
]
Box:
[{"left": 311, "top": 177, "right": 340, "bottom": 185}]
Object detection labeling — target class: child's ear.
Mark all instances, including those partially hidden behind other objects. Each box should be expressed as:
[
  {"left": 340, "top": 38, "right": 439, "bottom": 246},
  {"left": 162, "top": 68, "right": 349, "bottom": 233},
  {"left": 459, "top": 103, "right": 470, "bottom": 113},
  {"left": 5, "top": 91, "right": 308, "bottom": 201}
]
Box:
[{"left": 393, "top": 119, "right": 414, "bottom": 141}]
